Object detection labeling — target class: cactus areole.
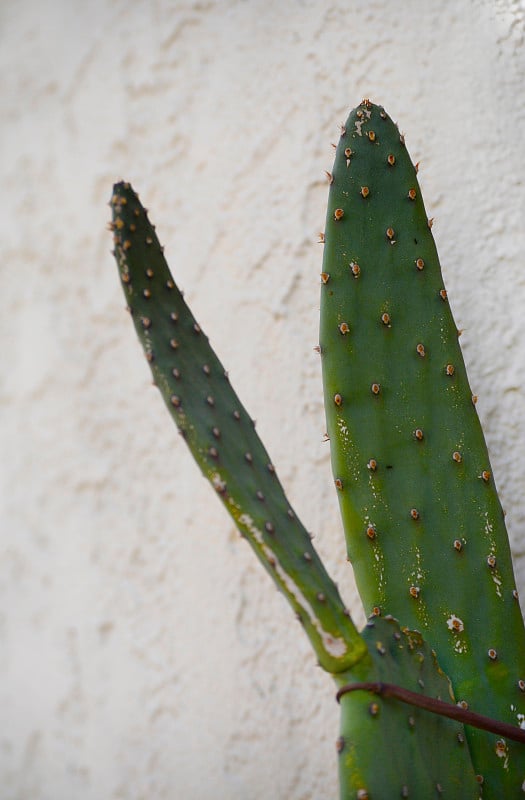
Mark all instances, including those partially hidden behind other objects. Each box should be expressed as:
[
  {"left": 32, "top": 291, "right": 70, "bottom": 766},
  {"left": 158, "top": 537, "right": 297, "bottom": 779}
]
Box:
[{"left": 111, "top": 99, "right": 525, "bottom": 798}]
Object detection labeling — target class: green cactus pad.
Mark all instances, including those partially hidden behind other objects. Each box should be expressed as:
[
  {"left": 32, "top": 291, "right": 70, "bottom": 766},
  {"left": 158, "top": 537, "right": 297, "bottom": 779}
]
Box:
[
  {"left": 336, "top": 616, "right": 480, "bottom": 800},
  {"left": 320, "top": 100, "right": 525, "bottom": 794},
  {"left": 110, "top": 181, "right": 367, "bottom": 673}
]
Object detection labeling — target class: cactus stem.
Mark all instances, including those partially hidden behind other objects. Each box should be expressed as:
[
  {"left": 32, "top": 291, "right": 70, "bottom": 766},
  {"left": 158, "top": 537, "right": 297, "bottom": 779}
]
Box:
[{"left": 111, "top": 181, "right": 374, "bottom": 672}]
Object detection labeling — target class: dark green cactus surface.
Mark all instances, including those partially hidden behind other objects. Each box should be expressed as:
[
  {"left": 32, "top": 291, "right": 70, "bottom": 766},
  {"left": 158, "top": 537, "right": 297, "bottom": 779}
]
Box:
[
  {"left": 320, "top": 99, "right": 525, "bottom": 795},
  {"left": 110, "top": 181, "right": 367, "bottom": 675},
  {"left": 336, "top": 616, "right": 479, "bottom": 799}
]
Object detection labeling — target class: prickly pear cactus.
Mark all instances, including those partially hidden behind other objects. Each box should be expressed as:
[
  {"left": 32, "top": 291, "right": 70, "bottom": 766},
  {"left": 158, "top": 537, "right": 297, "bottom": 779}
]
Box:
[
  {"left": 320, "top": 99, "right": 525, "bottom": 795},
  {"left": 110, "top": 179, "right": 483, "bottom": 798},
  {"left": 110, "top": 100, "right": 525, "bottom": 798},
  {"left": 109, "top": 181, "right": 366, "bottom": 675}
]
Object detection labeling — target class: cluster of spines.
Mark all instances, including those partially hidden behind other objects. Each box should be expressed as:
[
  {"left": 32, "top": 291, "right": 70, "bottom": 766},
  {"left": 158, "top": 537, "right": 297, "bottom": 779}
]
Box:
[
  {"left": 319, "top": 100, "right": 525, "bottom": 794},
  {"left": 110, "top": 181, "right": 367, "bottom": 673}
]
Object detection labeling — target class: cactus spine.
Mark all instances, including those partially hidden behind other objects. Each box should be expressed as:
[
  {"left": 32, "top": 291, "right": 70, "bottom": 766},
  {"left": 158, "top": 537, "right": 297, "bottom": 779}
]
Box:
[
  {"left": 320, "top": 99, "right": 525, "bottom": 795},
  {"left": 110, "top": 100, "right": 524, "bottom": 798}
]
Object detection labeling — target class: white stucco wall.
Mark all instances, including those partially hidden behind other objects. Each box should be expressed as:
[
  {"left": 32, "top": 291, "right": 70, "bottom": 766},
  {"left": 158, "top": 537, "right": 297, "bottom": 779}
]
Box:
[{"left": 1, "top": 1, "right": 524, "bottom": 798}]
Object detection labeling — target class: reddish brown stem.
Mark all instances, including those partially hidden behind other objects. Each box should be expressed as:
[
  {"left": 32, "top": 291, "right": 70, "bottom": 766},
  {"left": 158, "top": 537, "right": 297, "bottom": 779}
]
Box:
[{"left": 336, "top": 681, "right": 525, "bottom": 744}]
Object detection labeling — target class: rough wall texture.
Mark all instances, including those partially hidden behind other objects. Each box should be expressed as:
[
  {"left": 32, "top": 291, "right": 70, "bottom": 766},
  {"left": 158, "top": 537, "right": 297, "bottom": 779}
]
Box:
[{"left": 1, "top": 1, "right": 524, "bottom": 798}]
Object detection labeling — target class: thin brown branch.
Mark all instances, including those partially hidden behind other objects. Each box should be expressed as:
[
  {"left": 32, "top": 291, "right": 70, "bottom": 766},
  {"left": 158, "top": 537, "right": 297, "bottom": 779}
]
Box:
[{"left": 336, "top": 681, "right": 525, "bottom": 744}]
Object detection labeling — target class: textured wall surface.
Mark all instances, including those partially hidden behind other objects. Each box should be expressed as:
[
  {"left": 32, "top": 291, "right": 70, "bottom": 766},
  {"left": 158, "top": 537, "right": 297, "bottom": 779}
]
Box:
[{"left": 1, "top": 1, "right": 524, "bottom": 798}]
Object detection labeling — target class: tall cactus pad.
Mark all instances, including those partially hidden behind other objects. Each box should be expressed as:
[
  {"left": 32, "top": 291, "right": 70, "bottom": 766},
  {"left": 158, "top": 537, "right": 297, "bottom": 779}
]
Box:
[
  {"left": 336, "top": 617, "right": 479, "bottom": 800},
  {"left": 110, "top": 181, "right": 367, "bottom": 673},
  {"left": 320, "top": 100, "right": 525, "bottom": 793}
]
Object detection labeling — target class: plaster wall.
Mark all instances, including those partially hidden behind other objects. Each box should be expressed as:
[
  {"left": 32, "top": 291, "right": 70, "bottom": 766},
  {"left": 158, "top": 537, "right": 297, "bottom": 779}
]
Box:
[{"left": 1, "top": 1, "right": 524, "bottom": 798}]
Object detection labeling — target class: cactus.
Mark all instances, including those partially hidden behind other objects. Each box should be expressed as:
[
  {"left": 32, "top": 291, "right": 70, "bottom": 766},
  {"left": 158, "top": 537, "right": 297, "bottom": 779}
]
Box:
[
  {"left": 320, "top": 99, "right": 525, "bottom": 796},
  {"left": 334, "top": 616, "right": 480, "bottom": 799},
  {"left": 109, "top": 180, "right": 365, "bottom": 675},
  {"left": 110, "top": 100, "right": 525, "bottom": 798}
]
